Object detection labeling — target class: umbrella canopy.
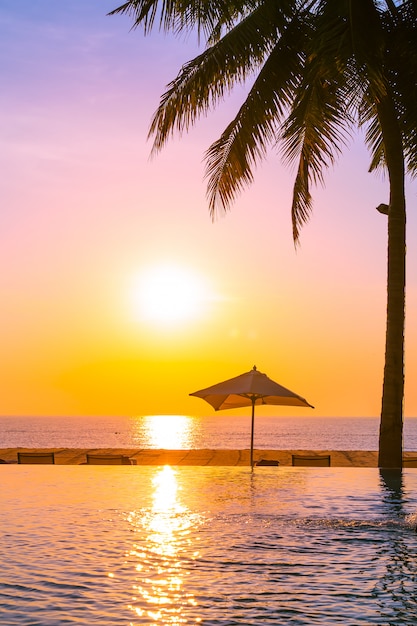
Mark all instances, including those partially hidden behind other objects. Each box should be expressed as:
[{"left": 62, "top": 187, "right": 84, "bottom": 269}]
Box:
[{"left": 190, "top": 366, "right": 314, "bottom": 467}]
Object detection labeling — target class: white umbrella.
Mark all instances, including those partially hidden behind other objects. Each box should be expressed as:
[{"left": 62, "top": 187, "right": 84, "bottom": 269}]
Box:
[{"left": 190, "top": 365, "right": 314, "bottom": 467}]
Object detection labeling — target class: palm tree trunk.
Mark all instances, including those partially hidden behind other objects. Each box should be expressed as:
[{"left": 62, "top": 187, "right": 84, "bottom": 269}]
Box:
[{"left": 377, "top": 95, "right": 406, "bottom": 468}]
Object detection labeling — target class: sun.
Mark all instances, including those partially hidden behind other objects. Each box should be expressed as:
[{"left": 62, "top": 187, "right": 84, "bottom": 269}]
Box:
[{"left": 131, "top": 264, "right": 209, "bottom": 325}]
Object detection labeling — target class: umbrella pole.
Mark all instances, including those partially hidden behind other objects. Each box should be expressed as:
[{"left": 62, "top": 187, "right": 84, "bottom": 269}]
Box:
[{"left": 250, "top": 399, "right": 255, "bottom": 469}]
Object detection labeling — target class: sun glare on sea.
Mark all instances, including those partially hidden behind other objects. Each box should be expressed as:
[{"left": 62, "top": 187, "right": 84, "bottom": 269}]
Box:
[
  {"left": 130, "top": 264, "right": 210, "bottom": 325},
  {"left": 141, "top": 414, "right": 194, "bottom": 449}
]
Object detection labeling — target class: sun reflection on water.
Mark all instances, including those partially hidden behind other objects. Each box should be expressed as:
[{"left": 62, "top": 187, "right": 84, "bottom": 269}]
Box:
[
  {"left": 138, "top": 415, "right": 195, "bottom": 449},
  {"left": 127, "top": 466, "right": 203, "bottom": 624}
]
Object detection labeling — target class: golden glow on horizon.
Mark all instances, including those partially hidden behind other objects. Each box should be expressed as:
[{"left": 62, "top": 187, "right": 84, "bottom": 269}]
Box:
[{"left": 130, "top": 264, "right": 210, "bottom": 326}]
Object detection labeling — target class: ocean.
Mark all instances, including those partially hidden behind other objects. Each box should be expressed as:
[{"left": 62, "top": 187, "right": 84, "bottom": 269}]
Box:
[{"left": 1, "top": 414, "right": 417, "bottom": 450}]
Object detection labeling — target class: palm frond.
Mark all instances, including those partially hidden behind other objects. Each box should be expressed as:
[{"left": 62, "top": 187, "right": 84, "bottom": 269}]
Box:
[
  {"left": 362, "top": 108, "right": 386, "bottom": 173},
  {"left": 291, "top": 153, "right": 312, "bottom": 243},
  {"left": 202, "top": 12, "right": 309, "bottom": 216},
  {"left": 148, "top": 0, "right": 296, "bottom": 154},
  {"left": 281, "top": 59, "right": 353, "bottom": 239},
  {"left": 383, "top": 0, "right": 417, "bottom": 177},
  {"left": 314, "top": 0, "right": 387, "bottom": 100},
  {"left": 109, "top": 1, "right": 256, "bottom": 38},
  {"left": 110, "top": 0, "right": 417, "bottom": 235}
]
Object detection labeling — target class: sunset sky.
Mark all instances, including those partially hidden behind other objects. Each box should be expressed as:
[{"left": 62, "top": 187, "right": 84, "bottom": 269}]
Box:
[{"left": 1, "top": 0, "right": 416, "bottom": 419}]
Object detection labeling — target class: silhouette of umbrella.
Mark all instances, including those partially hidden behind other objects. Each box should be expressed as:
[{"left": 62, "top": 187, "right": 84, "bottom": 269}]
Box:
[{"left": 190, "top": 365, "right": 314, "bottom": 467}]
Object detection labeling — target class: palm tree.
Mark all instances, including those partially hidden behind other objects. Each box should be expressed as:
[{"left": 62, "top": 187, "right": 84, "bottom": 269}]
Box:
[{"left": 110, "top": 0, "right": 417, "bottom": 467}]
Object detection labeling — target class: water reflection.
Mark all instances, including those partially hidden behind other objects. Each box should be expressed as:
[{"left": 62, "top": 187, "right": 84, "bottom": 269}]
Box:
[
  {"left": 137, "top": 415, "right": 195, "bottom": 449},
  {"left": 374, "top": 470, "right": 417, "bottom": 621},
  {"left": 127, "top": 466, "right": 203, "bottom": 624}
]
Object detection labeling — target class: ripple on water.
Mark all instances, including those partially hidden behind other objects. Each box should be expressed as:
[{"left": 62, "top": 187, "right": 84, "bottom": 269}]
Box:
[{"left": 1, "top": 466, "right": 417, "bottom": 624}]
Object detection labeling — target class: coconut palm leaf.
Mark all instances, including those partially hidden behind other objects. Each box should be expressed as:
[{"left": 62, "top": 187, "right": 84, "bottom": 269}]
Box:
[
  {"left": 148, "top": 0, "right": 301, "bottom": 154},
  {"left": 203, "top": 12, "right": 309, "bottom": 216}
]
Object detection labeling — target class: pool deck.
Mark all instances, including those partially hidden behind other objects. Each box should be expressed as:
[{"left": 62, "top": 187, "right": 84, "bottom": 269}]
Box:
[{"left": 2, "top": 448, "right": 416, "bottom": 466}]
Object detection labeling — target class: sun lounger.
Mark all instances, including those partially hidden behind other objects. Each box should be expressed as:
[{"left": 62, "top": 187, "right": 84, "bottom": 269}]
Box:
[
  {"left": 256, "top": 459, "right": 279, "bottom": 466},
  {"left": 292, "top": 454, "right": 331, "bottom": 466},
  {"left": 403, "top": 457, "right": 417, "bottom": 467},
  {"left": 17, "top": 452, "right": 55, "bottom": 464},
  {"left": 86, "top": 453, "right": 135, "bottom": 465}
]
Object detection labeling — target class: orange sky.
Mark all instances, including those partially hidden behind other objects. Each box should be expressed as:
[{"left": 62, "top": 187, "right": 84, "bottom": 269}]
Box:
[{"left": 1, "top": 1, "right": 416, "bottom": 418}]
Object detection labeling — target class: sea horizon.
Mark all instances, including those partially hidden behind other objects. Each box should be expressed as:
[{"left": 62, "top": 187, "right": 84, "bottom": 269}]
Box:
[{"left": 2, "top": 414, "right": 417, "bottom": 451}]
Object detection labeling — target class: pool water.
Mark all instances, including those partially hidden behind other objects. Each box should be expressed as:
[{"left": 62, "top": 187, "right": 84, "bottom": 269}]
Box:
[{"left": 1, "top": 466, "right": 417, "bottom": 624}]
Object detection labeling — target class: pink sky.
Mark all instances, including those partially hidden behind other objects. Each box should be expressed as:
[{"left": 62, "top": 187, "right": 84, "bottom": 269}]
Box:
[{"left": 1, "top": 0, "right": 416, "bottom": 418}]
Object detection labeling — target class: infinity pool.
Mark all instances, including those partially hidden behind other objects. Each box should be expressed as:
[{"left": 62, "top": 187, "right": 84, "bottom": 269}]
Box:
[{"left": 1, "top": 466, "right": 417, "bottom": 625}]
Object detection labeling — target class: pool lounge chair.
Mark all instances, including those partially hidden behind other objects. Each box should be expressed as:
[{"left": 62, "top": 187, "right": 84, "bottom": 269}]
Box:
[
  {"left": 256, "top": 459, "right": 279, "bottom": 466},
  {"left": 292, "top": 454, "right": 331, "bottom": 466},
  {"left": 17, "top": 452, "right": 55, "bottom": 464},
  {"left": 86, "top": 453, "right": 135, "bottom": 465},
  {"left": 403, "top": 457, "right": 417, "bottom": 467}
]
